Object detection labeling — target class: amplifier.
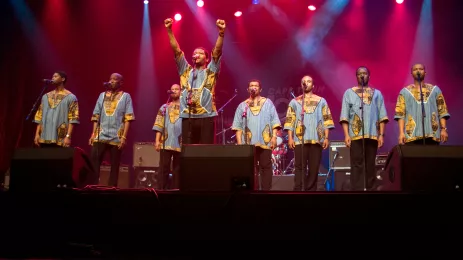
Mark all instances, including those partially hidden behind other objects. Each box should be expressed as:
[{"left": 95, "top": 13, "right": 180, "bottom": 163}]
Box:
[
  {"left": 99, "top": 165, "right": 130, "bottom": 188},
  {"left": 329, "top": 140, "right": 350, "bottom": 170},
  {"left": 133, "top": 142, "right": 159, "bottom": 167}
]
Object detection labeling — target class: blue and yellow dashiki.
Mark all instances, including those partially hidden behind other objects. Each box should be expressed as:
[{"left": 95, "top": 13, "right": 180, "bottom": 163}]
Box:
[
  {"left": 91, "top": 91, "right": 135, "bottom": 145},
  {"left": 153, "top": 102, "right": 182, "bottom": 152},
  {"left": 33, "top": 89, "right": 79, "bottom": 146},
  {"left": 394, "top": 84, "right": 450, "bottom": 143},
  {"left": 175, "top": 51, "right": 221, "bottom": 118},
  {"left": 284, "top": 95, "right": 335, "bottom": 145},
  {"left": 340, "top": 87, "right": 389, "bottom": 140},
  {"left": 232, "top": 98, "right": 282, "bottom": 150}
]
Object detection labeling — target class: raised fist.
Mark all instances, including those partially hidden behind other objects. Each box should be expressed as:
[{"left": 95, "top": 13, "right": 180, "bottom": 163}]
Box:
[
  {"left": 164, "top": 18, "right": 173, "bottom": 29},
  {"left": 216, "top": 19, "right": 226, "bottom": 31}
]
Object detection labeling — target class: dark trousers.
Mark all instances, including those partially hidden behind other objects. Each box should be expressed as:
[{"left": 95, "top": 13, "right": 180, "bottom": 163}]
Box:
[
  {"left": 40, "top": 143, "right": 61, "bottom": 148},
  {"left": 350, "top": 139, "right": 378, "bottom": 191},
  {"left": 90, "top": 142, "right": 122, "bottom": 187},
  {"left": 159, "top": 149, "right": 180, "bottom": 190},
  {"left": 294, "top": 143, "right": 323, "bottom": 191},
  {"left": 256, "top": 147, "right": 273, "bottom": 190},
  {"left": 406, "top": 137, "right": 439, "bottom": 145},
  {"left": 182, "top": 117, "right": 215, "bottom": 144}
]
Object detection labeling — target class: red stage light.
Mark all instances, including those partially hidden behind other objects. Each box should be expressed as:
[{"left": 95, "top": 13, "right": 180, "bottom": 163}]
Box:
[
  {"left": 197, "top": 0, "right": 204, "bottom": 8},
  {"left": 396, "top": 0, "right": 404, "bottom": 4},
  {"left": 174, "top": 13, "right": 182, "bottom": 21},
  {"left": 308, "top": 5, "right": 316, "bottom": 11},
  {"left": 234, "top": 11, "right": 242, "bottom": 17}
]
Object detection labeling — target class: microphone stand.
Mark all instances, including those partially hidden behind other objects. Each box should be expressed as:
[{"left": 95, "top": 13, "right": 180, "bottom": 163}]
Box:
[
  {"left": 300, "top": 93, "right": 305, "bottom": 190},
  {"left": 417, "top": 73, "right": 426, "bottom": 145},
  {"left": 187, "top": 68, "right": 196, "bottom": 145},
  {"left": 94, "top": 88, "right": 109, "bottom": 184},
  {"left": 26, "top": 82, "right": 49, "bottom": 121},
  {"left": 360, "top": 78, "right": 367, "bottom": 191},
  {"left": 324, "top": 151, "right": 338, "bottom": 190},
  {"left": 217, "top": 89, "right": 238, "bottom": 144},
  {"left": 160, "top": 94, "right": 172, "bottom": 190}
]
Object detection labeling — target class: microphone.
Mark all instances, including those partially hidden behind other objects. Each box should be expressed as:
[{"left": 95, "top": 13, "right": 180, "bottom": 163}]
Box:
[
  {"left": 250, "top": 89, "right": 256, "bottom": 94},
  {"left": 416, "top": 71, "right": 421, "bottom": 78},
  {"left": 103, "top": 82, "right": 111, "bottom": 87},
  {"left": 42, "top": 79, "right": 53, "bottom": 84},
  {"left": 167, "top": 90, "right": 174, "bottom": 94}
]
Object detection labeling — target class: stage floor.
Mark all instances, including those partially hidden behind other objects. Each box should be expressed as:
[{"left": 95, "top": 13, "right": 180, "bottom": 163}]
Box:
[{"left": 0, "top": 188, "right": 462, "bottom": 257}]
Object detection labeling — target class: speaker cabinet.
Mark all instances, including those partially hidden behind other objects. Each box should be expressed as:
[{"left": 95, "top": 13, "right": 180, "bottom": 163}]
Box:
[
  {"left": 9, "top": 147, "right": 94, "bottom": 192},
  {"left": 133, "top": 142, "right": 159, "bottom": 167},
  {"left": 329, "top": 141, "right": 350, "bottom": 170},
  {"left": 180, "top": 144, "right": 255, "bottom": 192},
  {"left": 382, "top": 145, "right": 463, "bottom": 192},
  {"left": 98, "top": 164, "right": 130, "bottom": 188}
]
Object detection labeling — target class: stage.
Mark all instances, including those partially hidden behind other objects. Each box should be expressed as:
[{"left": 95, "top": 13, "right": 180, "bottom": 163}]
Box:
[{"left": 0, "top": 187, "right": 462, "bottom": 257}]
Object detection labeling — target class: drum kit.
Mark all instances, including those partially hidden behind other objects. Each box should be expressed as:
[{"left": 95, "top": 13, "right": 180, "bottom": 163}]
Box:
[{"left": 271, "top": 129, "right": 293, "bottom": 175}]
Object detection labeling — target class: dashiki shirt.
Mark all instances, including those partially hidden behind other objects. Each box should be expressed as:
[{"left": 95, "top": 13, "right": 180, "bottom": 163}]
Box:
[
  {"left": 340, "top": 87, "right": 389, "bottom": 140},
  {"left": 232, "top": 97, "right": 281, "bottom": 150},
  {"left": 175, "top": 51, "right": 221, "bottom": 118},
  {"left": 394, "top": 84, "right": 450, "bottom": 143},
  {"left": 91, "top": 91, "right": 135, "bottom": 146},
  {"left": 153, "top": 102, "right": 182, "bottom": 152},
  {"left": 33, "top": 89, "right": 79, "bottom": 146},
  {"left": 284, "top": 95, "right": 335, "bottom": 145}
]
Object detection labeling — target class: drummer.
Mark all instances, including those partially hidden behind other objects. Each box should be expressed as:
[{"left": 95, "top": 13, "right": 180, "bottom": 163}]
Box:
[{"left": 284, "top": 75, "right": 335, "bottom": 191}]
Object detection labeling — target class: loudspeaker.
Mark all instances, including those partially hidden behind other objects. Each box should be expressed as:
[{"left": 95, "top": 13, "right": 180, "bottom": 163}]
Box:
[
  {"left": 133, "top": 142, "right": 159, "bottom": 167},
  {"left": 382, "top": 145, "right": 463, "bottom": 192},
  {"left": 9, "top": 147, "right": 94, "bottom": 192},
  {"left": 98, "top": 164, "right": 130, "bottom": 188},
  {"left": 329, "top": 141, "right": 350, "bottom": 170},
  {"left": 180, "top": 144, "right": 255, "bottom": 191},
  {"left": 332, "top": 170, "right": 351, "bottom": 191},
  {"left": 134, "top": 167, "right": 160, "bottom": 189}
]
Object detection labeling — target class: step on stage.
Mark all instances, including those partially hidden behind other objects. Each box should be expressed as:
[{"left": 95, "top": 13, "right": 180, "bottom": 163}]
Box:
[{"left": 0, "top": 188, "right": 462, "bottom": 258}]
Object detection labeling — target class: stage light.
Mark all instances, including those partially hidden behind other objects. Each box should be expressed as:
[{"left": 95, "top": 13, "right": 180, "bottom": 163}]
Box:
[
  {"left": 252, "top": 0, "right": 260, "bottom": 4},
  {"left": 174, "top": 13, "right": 182, "bottom": 21},
  {"left": 308, "top": 5, "right": 316, "bottom": 11},
  {"left": 234, "top": 11, "right": 242, "bottom": 17},
  {"left": 143, "top": 0, "right": 148, "bottom": 4},
  {"left": 197, "top": 0, "right": 204, "bottom": 7},
  {"left": 396, "top": 0, "right": 404, "bottom": 4}
]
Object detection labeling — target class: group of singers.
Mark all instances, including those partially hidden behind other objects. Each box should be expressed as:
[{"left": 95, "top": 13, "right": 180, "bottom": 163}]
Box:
[{"left": 32, "top": 18, "right": 450, "bottom": 191}]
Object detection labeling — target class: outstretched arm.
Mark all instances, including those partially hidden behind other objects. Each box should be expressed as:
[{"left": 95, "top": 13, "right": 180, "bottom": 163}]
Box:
[
  {"left": 211, "top": 19, "right": 226, "bottom": 62},
  {"left": 164, "top": 18, "right": 182, "bottom": 58}
]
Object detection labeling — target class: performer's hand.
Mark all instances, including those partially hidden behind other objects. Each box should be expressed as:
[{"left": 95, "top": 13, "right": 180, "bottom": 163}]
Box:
[
  {"left": 441, "top": 129, "right": 448, "bottom": 143},
  {"left": 216, "top": 19, "right": 226, "bottom": 32},
  {"left": 344, "top": 136, "right": 351, "bottom": 148},
  {"left": 34, "top": 134, "right": 40, "bottom": 147},
  {"left": 164, "top": 18, "right": 173, "bottom": 29},
  {"left": 155, "top": 141, "right": 161, "bottom": 152},
  {"left": 89, "top": 134, "right": 94, "bottom": 146},
  {"left": 398, "top": 133, "right": 406, "bottom": 145},
  {"left": 118, "top": 138, "right": 126, "bottom": 150},
  {"left": 270, "top": 136, "right": 277, "bottom": 150},
  {"left": 322, "top": 139, "right": 329, "bottom": 149},
  {"left": 288, "top": 139, "right": 295, "bottom": 149},
  {"left": 63, "top": 137, "right": 71, "bottom": 147},
  {"left": 377, "top": 135, "right": 384, "bottom": 148}
]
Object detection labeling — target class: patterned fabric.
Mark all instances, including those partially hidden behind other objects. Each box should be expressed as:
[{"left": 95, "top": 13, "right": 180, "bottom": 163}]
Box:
[
  {"left": 284, "top": 95, "right": 335, "bottom": 145},
  {"left": 175, "top": 52, "right": 221, "bottom": 118},
  {"left": 91, "top": 91, "right": 135, "bottom": 145},
  {"left": 232, "top": 98, "right": 281, "bottom": 150},
  {"left": 153, "top": 102, "right": 182, "bottom": 152},
  {"left": 33, "top": 89, "right": 79, "bottom": 146},
  {"left": 394, "top": 84, "right": 450, "bottom": 143},
  {"left": 340, "top": 87, "right": 389, "bottom": 140}
]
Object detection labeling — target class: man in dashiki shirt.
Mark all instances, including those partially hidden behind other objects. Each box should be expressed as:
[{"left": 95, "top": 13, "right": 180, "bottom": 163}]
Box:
[
  {"left": 284, "top": 75, "right": 335, "bottom": 191},
  {"left": 395, "top": 63, "right": 450, "bottom": 145},
  {"left": 89, "top": 73, "right": 135, "bottom": 187},
  {"left": 153, "top": 84, "right": 182, "bottom": 190},
  {"left": 34, "top": 71, "right": 79, "bottom": 148},
  {"left": 232, "top": 80, "right": 281, "bottom": 191},
  {"left": 340, "top": 67, "right": 389, "bottom": 191},
  {"left": 164, "top": 17, "right": 226, "bottom": 145}
]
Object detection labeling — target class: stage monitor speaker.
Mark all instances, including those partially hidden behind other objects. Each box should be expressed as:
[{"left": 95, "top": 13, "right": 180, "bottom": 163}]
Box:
[
  {"left": 382, "top": 145, "right": 463, "bottom": 192},
  {"left": 180, "top": 144, "right": 255, "bottom": 192},
  {"left": 9, "top": 147, "right": 94, "bottom": 192}
]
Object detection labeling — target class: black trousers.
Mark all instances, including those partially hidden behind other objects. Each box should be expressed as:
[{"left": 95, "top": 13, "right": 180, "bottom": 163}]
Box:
[
  {"left": 406, "top": 137, "right": 439, "bottom": 145},
  {"left": 350, "top": 139, "right": 378, "bottom": 191},
  {"left": 39, "top": 143, "right": 61, "bottom": 148},
  {"left": 256, "top": 147, "right": 273, "bottom": 190},
  {"left": 159, "top": 149, "right": 180, "bottom": 190},
  {"left": 90, "top": 142, "right": 122, "bottom": 187},
  {"left": 293, "top": 143, "right": 323, "bottom": 191},
  {"left": 182, "top": 117, "right": 215, "bottom": 145}
]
